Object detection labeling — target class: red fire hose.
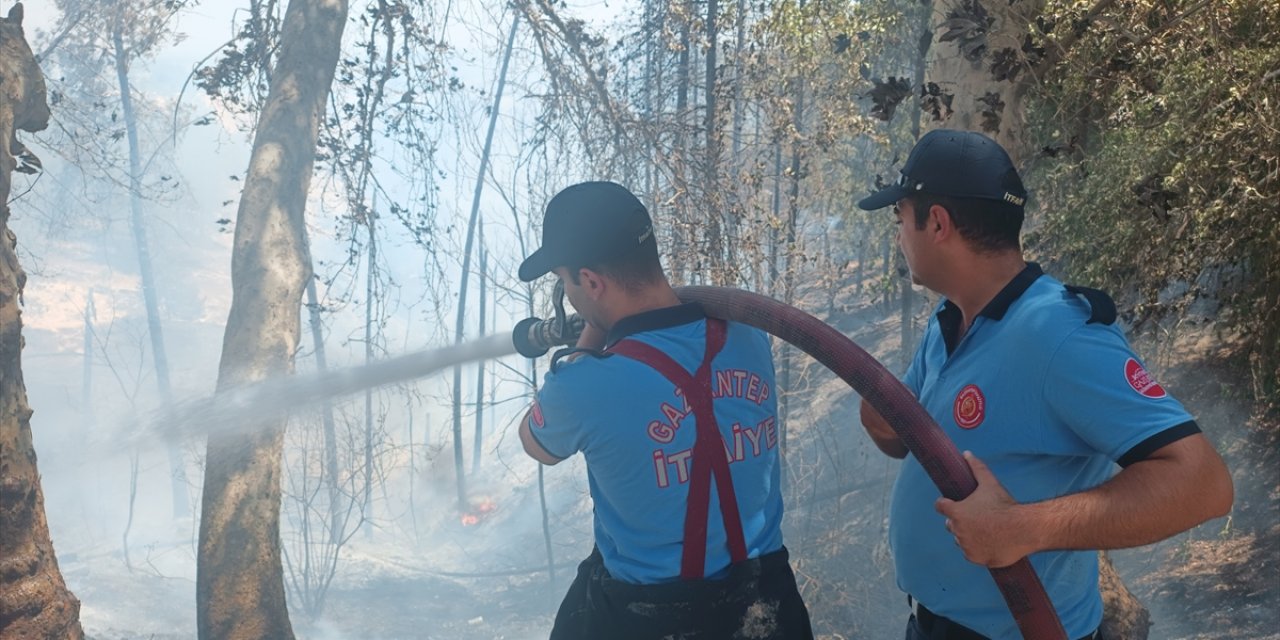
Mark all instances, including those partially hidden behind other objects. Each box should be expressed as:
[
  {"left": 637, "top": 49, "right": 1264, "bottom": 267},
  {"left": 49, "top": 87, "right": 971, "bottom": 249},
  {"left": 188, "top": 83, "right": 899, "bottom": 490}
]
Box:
[{"left": 674, "top": 286, "right": 1068, "bottom": 640}]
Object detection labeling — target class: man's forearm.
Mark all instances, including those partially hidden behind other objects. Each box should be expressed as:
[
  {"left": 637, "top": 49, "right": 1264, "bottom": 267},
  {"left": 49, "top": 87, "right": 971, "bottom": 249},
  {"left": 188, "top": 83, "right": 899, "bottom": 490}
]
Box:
[
  {"left": 859, "top": 399, "right": 908, "bottom": 459},
  {"left": 1017, "top": 435, "right": 1232, "bottom": 553},
  {"left": 940, "top": 436, "right": 1233, "bottom": 568},
  {"left": 869, "top": 431, "right": 908, "bottom": 459}
]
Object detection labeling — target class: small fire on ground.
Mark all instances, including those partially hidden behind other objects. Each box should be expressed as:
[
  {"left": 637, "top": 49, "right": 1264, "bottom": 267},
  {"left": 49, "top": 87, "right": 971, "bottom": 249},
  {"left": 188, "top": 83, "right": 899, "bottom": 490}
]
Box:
[{"left": 460, "top": 497, "right": 497, "bottom": 526}]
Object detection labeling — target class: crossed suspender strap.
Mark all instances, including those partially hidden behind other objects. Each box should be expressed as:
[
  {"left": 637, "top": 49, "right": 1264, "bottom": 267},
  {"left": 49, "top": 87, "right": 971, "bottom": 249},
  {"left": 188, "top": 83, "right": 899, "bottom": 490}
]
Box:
[{"left": 608, "top": 318, "right": 749, "bottom": 580}]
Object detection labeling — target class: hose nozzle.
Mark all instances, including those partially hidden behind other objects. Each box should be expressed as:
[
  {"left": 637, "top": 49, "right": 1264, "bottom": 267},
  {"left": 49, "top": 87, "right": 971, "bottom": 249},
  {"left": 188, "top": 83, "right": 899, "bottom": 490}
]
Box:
[{"left": 512, "top": 314, "right": 585, "bottom": 358}]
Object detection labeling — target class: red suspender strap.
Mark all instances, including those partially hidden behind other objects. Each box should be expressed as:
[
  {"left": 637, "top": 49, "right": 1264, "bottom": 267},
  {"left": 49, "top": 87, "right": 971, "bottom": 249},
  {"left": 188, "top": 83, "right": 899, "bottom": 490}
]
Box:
[{"left": 609, "top": 318, "right": 748, "bottom": 580}]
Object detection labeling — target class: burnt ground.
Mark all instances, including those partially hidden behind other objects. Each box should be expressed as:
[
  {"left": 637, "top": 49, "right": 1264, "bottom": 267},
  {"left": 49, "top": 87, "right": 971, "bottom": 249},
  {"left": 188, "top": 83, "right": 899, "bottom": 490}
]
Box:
[
  {"left": 1119, "top": 329, "right": 1280, "bottom": 640},
  {"left": 313, "top": 571, "right": 559, "bottom": 639}
]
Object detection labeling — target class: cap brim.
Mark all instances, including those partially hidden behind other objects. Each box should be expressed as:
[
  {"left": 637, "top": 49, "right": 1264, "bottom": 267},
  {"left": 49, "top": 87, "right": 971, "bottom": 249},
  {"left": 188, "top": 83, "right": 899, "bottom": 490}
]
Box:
[
  {"left": 857, "top": 185, "right": 911, "bottom": 211},
  {"left": 518, "top": 247, "right": 555, "bottom": 282}
]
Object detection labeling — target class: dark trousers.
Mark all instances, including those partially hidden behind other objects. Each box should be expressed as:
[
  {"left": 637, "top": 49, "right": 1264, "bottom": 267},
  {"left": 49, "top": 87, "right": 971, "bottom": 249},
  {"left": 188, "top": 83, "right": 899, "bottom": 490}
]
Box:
[
  {"left": 549, "top": 546, "right": 814, "bottom": 640},
  {"left": 904, "top": 599, "right": 1102, "bottom": 640}
]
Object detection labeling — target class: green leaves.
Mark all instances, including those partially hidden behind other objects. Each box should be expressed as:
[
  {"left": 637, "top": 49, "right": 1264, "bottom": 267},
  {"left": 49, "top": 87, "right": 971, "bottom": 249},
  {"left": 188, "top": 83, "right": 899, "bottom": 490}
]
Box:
[{"left": 1030, "top": 0, "right": 1280, "bottom": 409}]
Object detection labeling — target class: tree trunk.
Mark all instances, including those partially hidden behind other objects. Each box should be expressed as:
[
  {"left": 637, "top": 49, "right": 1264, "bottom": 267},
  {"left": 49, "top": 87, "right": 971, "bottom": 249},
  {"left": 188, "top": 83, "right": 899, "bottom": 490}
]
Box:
[
  {"left": 769, "top": 142, "right": 782, "bottom": 295},
  {"left": 82, "top": 289, "right": 94, "bottom": 433},
  {"left": 304, "top": 280, "right": 344, "bottom": 544},
  {"left": 363, "top": 195, "right": 377, "bottom": 535},
  {"left": 900, "top": 0, "right": 931, "bottom": 370},
  {"left": 1099, "top": 551, "right": 1151, "bottom": 639},
  {"left": 525, "top": 289, "right": 556, "bottom": 589},
  {"left": 702, "top": 0, "right": 723, "bottom": 282},
  {"left": 472, "top": 222, "right": 486, "bottom": 473},
  {"left": 670, "top": 0, "right": 692, "bottom": 283},
  {"left": 196, "top": 1, "right": 349, "bottom": 638},
  {"left": 642, "top": 0, "right": 663, "bottom": 228},
  {"left": 0, "top": 6, "right": 82, "bottom": 638},
  {"left": 898, "top": 252, "right": 915, "bottom": 369},
  {"left": 451, "top": 13, "right": 518, "bottom": 511},
  {"left": 880, "top": 230, "right": 893, "bottom": 307},
  {"left": 112, "top": 13, "right": 189, "bottom": 521},
  {"left": 923, "top": 0, "right": 1047, "bottom": 161},
  {"left": 778, "top": 46, "right": 806, "bottom": 456}
]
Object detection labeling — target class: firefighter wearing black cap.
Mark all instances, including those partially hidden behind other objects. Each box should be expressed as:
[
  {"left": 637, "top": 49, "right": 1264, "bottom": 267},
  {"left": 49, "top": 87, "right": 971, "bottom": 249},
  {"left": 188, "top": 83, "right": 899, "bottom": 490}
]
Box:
[
  {"left": 517, "top": 181, "right": 814, "bottom": 639},
  {"left": 857, "top": 129, "right": 1233, "bottom": 640}
]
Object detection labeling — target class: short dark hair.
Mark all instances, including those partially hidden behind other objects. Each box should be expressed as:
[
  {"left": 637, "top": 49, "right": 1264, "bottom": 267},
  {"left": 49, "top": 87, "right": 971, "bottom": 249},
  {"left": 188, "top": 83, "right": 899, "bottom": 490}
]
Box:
[
  {"left": 567, "top": 233, "right": 664, "bottom": 291},
  {"left": 909, "top": 194, "right": 1023, "bottom": 253}
]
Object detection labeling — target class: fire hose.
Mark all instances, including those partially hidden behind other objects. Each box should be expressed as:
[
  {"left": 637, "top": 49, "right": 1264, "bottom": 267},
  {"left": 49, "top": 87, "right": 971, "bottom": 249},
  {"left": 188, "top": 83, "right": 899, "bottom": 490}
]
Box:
[{"left": 514, "top": 285, "right": 1068, "bottom": 640}]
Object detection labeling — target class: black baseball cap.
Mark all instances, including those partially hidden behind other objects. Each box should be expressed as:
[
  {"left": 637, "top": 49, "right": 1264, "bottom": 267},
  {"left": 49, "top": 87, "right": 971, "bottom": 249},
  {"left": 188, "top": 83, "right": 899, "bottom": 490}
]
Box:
[
  {"left": 857, "top": 129, "right": 1028, "bottom": 210},
  {"left": 518, "top": 181, "right": 655, "bottom": 282}
]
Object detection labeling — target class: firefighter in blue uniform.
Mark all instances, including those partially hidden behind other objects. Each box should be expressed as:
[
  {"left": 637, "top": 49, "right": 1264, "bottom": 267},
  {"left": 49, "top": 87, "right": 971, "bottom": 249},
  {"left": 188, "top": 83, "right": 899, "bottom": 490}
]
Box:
[
  {"left": 517, "top": 181, "right": 813, "bottom": 639},
  {"left": 858, "top": 129, "right": 1234, "bottom": 640}
]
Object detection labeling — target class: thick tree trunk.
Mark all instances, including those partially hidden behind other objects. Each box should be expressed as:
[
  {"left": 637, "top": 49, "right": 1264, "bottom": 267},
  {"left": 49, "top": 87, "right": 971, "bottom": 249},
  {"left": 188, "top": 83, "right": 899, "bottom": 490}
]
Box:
[
  {"left": 923, "top": 0, "right": 1047, "bottom": 161},
  {"left": 196, "top": 1, "right": 349, "bottom": 638},
  {"left": 0, "top": 6, "right": 82, "bottom": 638},
  {"left": 1099, "top": 551, "right": 1151, "bottom": 639}
]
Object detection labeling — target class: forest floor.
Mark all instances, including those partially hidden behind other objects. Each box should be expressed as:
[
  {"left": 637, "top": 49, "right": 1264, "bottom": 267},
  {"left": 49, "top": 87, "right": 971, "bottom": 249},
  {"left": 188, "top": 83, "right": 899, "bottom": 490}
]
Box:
[
  {"left": 1116, "top": 326, "right": 1280, "bottom": 640},
  {"left": 61, "top": 275, "right": 1279, "bottom": 640}
]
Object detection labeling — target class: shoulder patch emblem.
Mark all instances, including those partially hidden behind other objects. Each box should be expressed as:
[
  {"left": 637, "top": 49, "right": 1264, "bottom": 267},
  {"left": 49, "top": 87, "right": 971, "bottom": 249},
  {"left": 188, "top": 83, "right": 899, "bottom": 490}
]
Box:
[
  {"left": 530, "top": 400, "right": 546, "bottom": 428},
  {"left": 1125, "top": 358, "right": 1167, "bottom": 399},
  {"left": 953, "top": 384, "right": 986, "bottom": 429}
]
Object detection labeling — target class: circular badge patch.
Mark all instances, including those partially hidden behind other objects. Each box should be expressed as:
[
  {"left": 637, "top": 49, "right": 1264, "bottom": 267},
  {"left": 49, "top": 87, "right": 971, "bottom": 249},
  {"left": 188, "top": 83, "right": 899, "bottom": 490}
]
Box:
[
  {"left": 953, "top": 384, "right": 986, "bottom": 429},
  {"left": 1124, "top": 358, "right": 1167, "bottom": 399}
]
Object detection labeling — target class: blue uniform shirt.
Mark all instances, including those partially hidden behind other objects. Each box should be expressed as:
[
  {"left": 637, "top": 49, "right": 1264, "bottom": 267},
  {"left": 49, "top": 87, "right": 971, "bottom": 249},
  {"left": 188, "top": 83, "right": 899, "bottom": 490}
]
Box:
[
  {"left": 529, "top": 303, "right": 785, "bottom": 584},
  {"left": 891, "top": 264, "right": 1199, "bottom": 639}
]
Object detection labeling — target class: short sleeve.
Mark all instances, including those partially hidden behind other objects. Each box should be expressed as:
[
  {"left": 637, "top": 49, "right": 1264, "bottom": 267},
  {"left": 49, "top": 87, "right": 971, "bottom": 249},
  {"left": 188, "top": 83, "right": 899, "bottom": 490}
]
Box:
[
  {"left": 902, "top": 330, "right": 929, "bottom": 396},
  {"left": 1043, "top": 325, "right": 1196, "bottom": 464},
  {"left": 527, "top": 361, "right": 590, "bottom": 459}
]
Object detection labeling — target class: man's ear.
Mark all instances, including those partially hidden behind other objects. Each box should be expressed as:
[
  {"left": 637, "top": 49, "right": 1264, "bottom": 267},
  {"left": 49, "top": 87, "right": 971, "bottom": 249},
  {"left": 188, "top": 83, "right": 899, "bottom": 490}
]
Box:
[
  {"left": 929, "top": 203, "right": 954, "bottom": 242},
  {"left": 580, "top": 268, "right": 607, "bottom": 300}
]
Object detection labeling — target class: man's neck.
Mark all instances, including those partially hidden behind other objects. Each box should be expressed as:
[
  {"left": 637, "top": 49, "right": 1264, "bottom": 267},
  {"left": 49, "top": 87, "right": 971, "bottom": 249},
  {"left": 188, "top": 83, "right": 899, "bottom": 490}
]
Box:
[
  {"left": 940, "top": 252, "right": 1027, "bottom": 334},
  {"left": 601, "top": 282, "right": 683, "bottom": 330}
]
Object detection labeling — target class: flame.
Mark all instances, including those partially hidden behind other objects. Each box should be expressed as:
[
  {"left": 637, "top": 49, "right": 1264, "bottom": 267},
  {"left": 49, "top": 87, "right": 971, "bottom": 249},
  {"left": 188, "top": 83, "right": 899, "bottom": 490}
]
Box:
[{"left": 459, "top": 496, "right": 497, "bottom": 526}]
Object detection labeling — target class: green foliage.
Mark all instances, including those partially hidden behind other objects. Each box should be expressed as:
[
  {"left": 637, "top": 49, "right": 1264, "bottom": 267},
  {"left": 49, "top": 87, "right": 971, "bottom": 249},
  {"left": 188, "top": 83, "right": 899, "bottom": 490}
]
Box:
[{"left": 1029, "top": 0, "right": 1280, "bottom": 411}]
